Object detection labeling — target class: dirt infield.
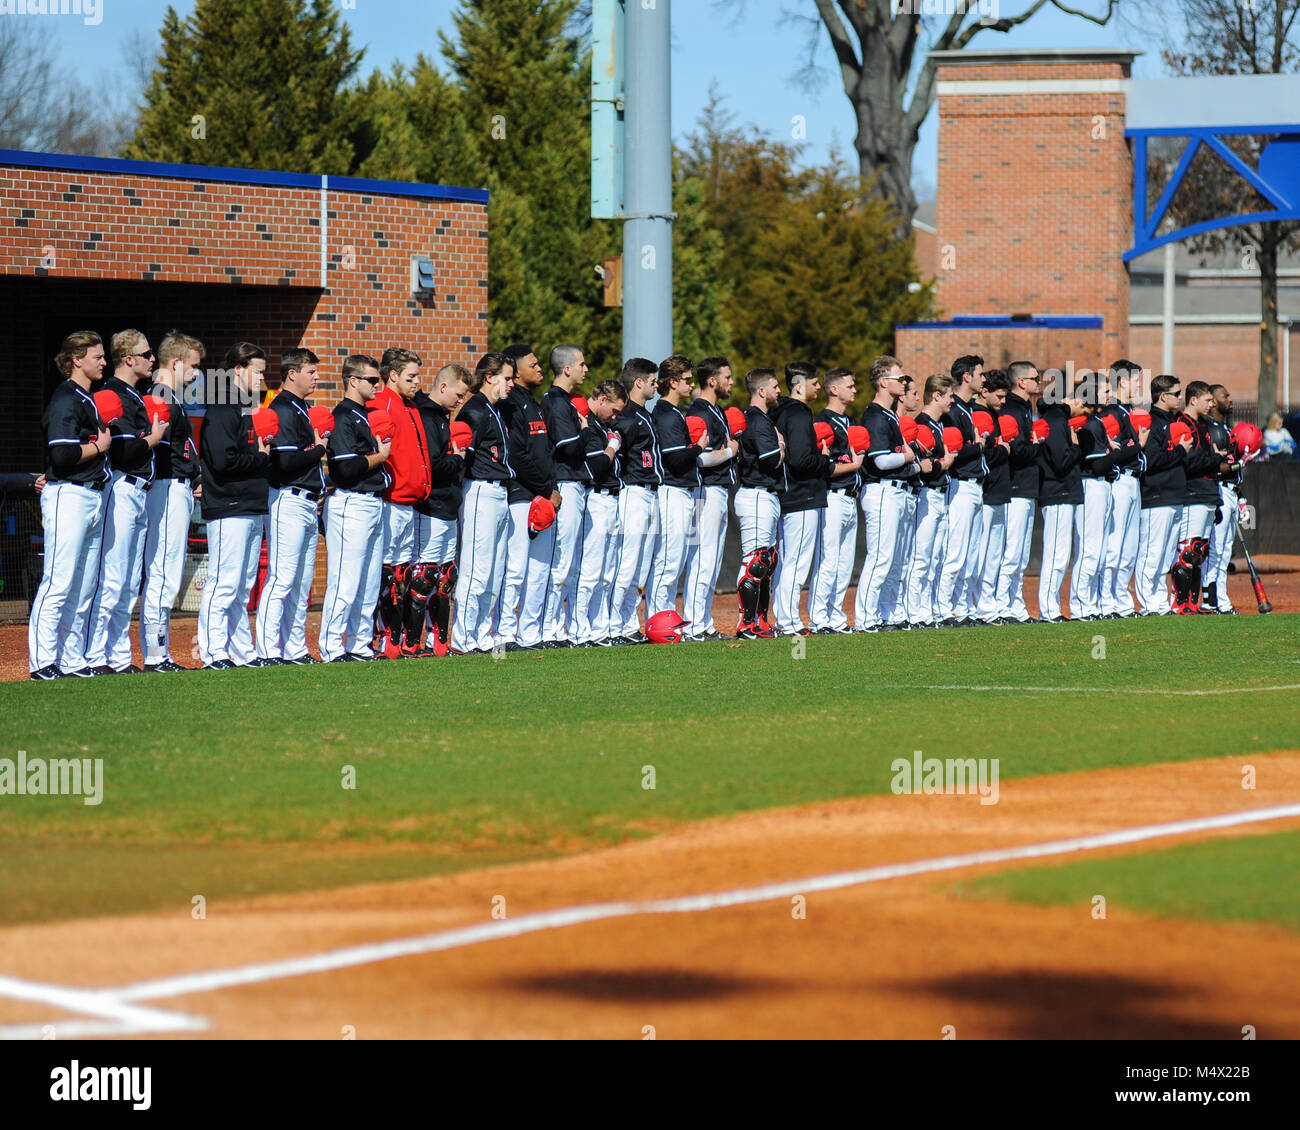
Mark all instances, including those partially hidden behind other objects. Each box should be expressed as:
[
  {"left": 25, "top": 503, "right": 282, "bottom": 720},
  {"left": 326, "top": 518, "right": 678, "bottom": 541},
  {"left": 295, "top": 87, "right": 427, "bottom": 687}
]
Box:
[
  {"left": 2, "top": 567, "right": 1296, "bottom": 681},
  {"left": 3, "top": 753, "right": 1298, "bottom": 1039}
]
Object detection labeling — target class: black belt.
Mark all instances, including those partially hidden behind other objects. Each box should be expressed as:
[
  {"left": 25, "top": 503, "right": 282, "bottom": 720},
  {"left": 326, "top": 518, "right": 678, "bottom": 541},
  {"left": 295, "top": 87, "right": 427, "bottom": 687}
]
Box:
[
  {"left": 69, "top": 478, "right": 108, "bottom": 492},
  {"left": 870, "top": 477, "right": 911, "bottom": 488},
  {"left": 344, "top": 488, "right": 385, "bottom": 497},
  {"left": 741, "top": 485, "right": 779, "bottom": 494},
  {"left": 283, "top": 487, "right": 321, "bottom": 501},
  {"left": 829, "top": 485, "right": 858, "bottom": 496},
  {"left": 592, "top": 486, "right": 620, "bottom": 496},
  {"left": 121, "top": 474, "right": 153, "bottom": 490}
]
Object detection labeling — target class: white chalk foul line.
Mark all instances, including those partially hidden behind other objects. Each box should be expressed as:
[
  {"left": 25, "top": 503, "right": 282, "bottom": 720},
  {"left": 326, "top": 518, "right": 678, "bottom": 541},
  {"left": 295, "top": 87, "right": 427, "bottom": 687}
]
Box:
[
  {"left": 0, "top": 974, "right": 208, "bottom": 1041},
  {"left": 85, "top": 801, "right": 1300, "bottom": 1009},
  {"left": 878, "top": 683, "right": 1300, "bottom": 696}
]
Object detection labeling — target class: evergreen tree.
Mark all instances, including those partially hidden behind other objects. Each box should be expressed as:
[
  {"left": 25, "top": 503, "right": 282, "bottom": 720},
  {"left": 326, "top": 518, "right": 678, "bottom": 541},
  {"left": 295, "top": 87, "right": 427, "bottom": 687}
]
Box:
[{"left": 125, "top": 0, "right": 362, "bottom": 173}]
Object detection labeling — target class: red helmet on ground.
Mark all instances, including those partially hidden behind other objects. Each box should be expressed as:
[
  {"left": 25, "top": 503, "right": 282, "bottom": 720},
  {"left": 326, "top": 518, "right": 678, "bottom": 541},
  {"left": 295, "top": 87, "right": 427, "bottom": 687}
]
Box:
[
  {"left": 144, "top": 395, "right": 170, "bottom": 425},
  {"left": 846, "top": 424, "right": 869, "bottom": 454},
  {"left": 367, "top": 408, "right": 394, "bottom": 442},
  {"left": 1129, "top": 409, "right": 1152, "bottom": 430},
  {"left": 914, "top": 425, "right": 936, "bottom": 453},
  {"left": 1031, "top": 418, "right": 1050, "bottom": 441},
  {"left": 686, "top": 415, "right": 709, "bottom": 445},
  {"left": 999, "top": 414, "right": 1019, "bottom": 440},
  {"left": 528, "top": 495, "right": 556, "bottom": 535},
  {"left": 1169, "top": 420, "right": 1193, "bottom": 445},
  {"left": 644, "top": 609, "right": 690, "bottom": 644},
  {"left": 813, "top": 420, "right": 835, "bottom": 448},
  {"left": 1101, "top": 414, "right": 1120, "bottom": 439},
  {"left": 898, "top": 416, "right": 919, "bottom": 443},
  {"left": 449, "top": 419, "right": 472, "bottom": 450},
  {"left": 942, "top": 425, "right": 965, "bottom": 451},
  {"left": 252, "top": 407, "right": 280, "bottom": 441},
  {"left": 571, "top": 395, "right": 591, "bottom": 418},
  {"left": 308, "top": 405, "right": 335, "bottom": 437},
  {"left": 725, "top": 406, "right": 746, "bottom": 437},
  {"left": 971, "top": 410, "right": 995, "bottom": 437},
  {"left": 1231, "top": 421, "right": 1263, "bottom": 456},
  {"left": 93, "top": 389, "right": 124, "bottom": 426},
  {"left": 1068, "top": 415, "right": 1088, "bottom": 432}
]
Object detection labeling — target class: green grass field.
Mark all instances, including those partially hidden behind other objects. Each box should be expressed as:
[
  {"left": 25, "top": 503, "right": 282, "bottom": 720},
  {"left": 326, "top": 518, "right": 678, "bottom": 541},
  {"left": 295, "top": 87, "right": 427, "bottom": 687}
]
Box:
[
  {"left": 948, "top": 830, "right": 1300, "bottom": 933},
  {"left": 1, "top": 616, "right": 1297, "bottom": 925}
]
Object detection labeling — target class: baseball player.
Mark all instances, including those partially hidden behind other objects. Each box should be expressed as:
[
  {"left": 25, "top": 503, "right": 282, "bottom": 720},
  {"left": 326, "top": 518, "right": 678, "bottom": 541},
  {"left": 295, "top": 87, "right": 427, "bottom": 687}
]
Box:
[
  {"left": 1203, "top": 385, "right": 1242, "bottom": 614},
  {"left": 572, "top": 380, "right": 626, "bottom": 645},
  {"left": 29, "top": 331, "right": 111, "bottom": 679},
  {"left": 971, "top": 369, "right": 1012, "bottom": 623},
  {"left": 197, "top": 342, "right": 270, "bottom": 668},
  {"left": 1171, "top": 381, "right": 1231, "bottom": 614},
  {"left": 371, "top": 348, "right": 433, "bottom": 658},
  {"left": 412, "top": 363, "right": 470, "bottom": 655},
  {"left": 255, "top": 348, "right": 327, "bottom": 665},
  {"left": 734, "top": 368, "right": 784, "bottom": 639},
  {"left": 808, "top": 367, "right": 864, "bottom": 633},
  {"left": 139, "top": 331, "right": 204, "bottom": 671},
  {"left": 320, "top": 355, "right": 391, "bottom": 662},
  {"left": 540, "top": 345, "right": 591, "bottom": 647},
  {"left": 1071, "top": 374, "right": 1118, "bottom": 619},
  {"left": 84, "top": 330, "right": 169, "bottom": 674},
  {"left": 1136, "top": 374, "right": 1195, "bottom": 614},
  {"left": 903, "top": 374, "right": 957, "bottom": 627},
  {"left": 996, "top": 361, "right": 1042, "bottom": 623},
  {"left": 881, "top": 375, "right": 925, "bottom": 627},
  {"left": 936, "top": 355, "right": 987, "bottom": 625},
  {"left": 449, "top": 352, "right": 516, "bottom": 654},
  {"left": 607, "top": 357, "right": 663, "bottom": 644},
  {"left": 771, "top": 361, "right": 831, "bottom": 636},
  {"left": 681, "top": 356, "right": 739, "bottom": 641},
  {"left": 1036, "top": 384, "right": 1083, "bottom": 622},
  {"left": 647, "top": 354, "right": 708, "bottom": 618},
  {"left": 1098, "top": 360, "right": 1147, "bottom": 618},
  {"left": 495, "top": 344, "right": 560, "bottom": 651},
  {"left": 854, "top": 356, "right": 918, "bottom": 632}
]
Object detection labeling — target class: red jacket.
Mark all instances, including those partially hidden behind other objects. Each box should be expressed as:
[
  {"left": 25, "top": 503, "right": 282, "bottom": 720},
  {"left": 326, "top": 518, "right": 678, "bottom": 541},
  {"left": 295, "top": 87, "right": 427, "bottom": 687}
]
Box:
[{"left": 372, "top": 386, "right": 431, "bottom": 505}]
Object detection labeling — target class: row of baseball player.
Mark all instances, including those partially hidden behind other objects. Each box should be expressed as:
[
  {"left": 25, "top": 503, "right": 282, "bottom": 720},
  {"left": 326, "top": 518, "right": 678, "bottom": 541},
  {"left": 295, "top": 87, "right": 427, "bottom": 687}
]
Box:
[{"left": 28, "top": 333, "right": 1259, "bottom": 677}]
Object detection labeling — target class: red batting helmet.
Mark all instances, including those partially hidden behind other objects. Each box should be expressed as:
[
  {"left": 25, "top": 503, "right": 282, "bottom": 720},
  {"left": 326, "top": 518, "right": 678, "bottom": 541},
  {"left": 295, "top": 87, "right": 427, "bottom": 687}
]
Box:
[
  {"left": 571, "top": 395, "right": 591, "bottom": 418},
  {"left": 686, "top": 415, "right": 709, "bottom": 445},
  {"left": 308, "top": 405, "right": 335, "bottom": 437},
  {"left": 971, "top": 410, "right": 995, "bottom": 437},
  {"left": 93, "top": 389, "right": 124, "bottom": 426},
  {"left": 144, "top": 395, "right": 170, "bottom": 425},
  {"left": 942, "top": 425, "right": 965, "bottom": 451},
  {"left": 899, "top": 416, "right": 919, "bottom": 443},
  {"left": 528, "top": 495, "right": 556, "bottom": 535},
  {"left": 1231, "top": 421, "right": 1263, "bottom": 456},
  {"left": 1129, "top": 410, "right": 1152, "bottom": 431},
  {"left": 1068, "top": 415, "right": 1087, "bottom": 432},
  {"left": 367, "top": 408, "right": 395, "bottom": 442},
  {"left": 846, "top": 424, "right": 869, "bottom": 454},
  {"left": 725, "top": 406, "right": 746, "bottom": 437},
  {"left": 1031, "top": 418, "right": 1050, "bottom": 441},
  {"left": 998, "top": 414, "right": 1019, "bottom": 441},
  {"left": 644, "top": 609, "right": 690, "bottom": 644},
  {"left": 1102, "top": 414, "right": 1120, "bottom": 439},
  {"left": 251, "top": 407, "right": 280, "bottom": 441},
  {"left": 813, "top": 420, "right": 835, "bottom": 448},
  {"left": 449, "top": 419, "right": 472, "bottom": 451},
  {"left": 914, "top": 425, "right": 936, "bottom": 453}
]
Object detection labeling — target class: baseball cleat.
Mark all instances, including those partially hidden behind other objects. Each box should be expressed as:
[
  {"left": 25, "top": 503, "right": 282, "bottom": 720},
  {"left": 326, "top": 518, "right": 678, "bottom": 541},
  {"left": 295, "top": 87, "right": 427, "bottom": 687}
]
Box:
[
  {"left": 30, "top": 665, "right": 63, "bottom": 681},
  {"left": 91, "top": 665, "right": 119, "bottom": 675},
  {"left": 144, "top": 659, "right": 185, "bottom": 673},
  {"left": 206, "top": 659, "right": 236, "bottom": 670}
]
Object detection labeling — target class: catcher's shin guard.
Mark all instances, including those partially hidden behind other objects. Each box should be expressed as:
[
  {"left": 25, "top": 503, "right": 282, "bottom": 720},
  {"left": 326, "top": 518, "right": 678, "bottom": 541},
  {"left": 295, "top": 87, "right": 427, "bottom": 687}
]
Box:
[
  {"left": 376, "top": 564, "right": 409, "bottom": 655},
  {"left": 1170, "top": 538, "right": 1209, "bottom": 614},
  {"left": 431, "top": 561, "right": 456, "bottom": 651},
  {"left": 402, "top": 563, "right": 438, "bottom": 651},
  {"left": 737, "top": 546, "right": 776, "bottom": 626}
]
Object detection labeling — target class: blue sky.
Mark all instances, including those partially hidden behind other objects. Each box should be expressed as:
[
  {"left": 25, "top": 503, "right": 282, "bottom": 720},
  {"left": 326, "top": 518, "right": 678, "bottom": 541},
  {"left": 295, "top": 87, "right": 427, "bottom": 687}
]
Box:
[{"left": 54, "top": 0, "right": 1164, "bottom": 201}]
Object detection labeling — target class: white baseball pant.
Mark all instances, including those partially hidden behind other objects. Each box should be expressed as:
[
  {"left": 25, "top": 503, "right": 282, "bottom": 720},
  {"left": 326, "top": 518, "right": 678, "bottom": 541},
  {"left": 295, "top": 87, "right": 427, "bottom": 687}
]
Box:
[
  {"left": 682, "top": 484, "right": 729, "bottom": 635},
  {"left": 854, "top": 482, "right": 909, "bottom": 629},
  {"left": 882, "top": 489, "right": 918, "bottom": 626},
  {"left": 1069, "top": 478, "right": 1112, "bottom": 618},
  {"left": 1101, "top": 473, "right": 1140, "bottom": 616},
  {"left": 383, "top": 501, "right": 415, "bottom": 565},
  {"left": 1136, "top": 505, "right": 1180, "bottom": 613},
  {"left": 974, "top": 502, "right": 1007, "bottom": 622},
  {"left": 495, "top": 498, "right": 556, "bottom": 647},
  {"left": 319, "top": 491, "right": 385, "bottom": 661},
  {"left": 1207, "top": 486, "right": 1238, "bottom": 609},
  {"left": 734, "top": 487, "right": 781, "bottom": 557},
  {"left": 808, "top": 489, "right": 857, "bottom": 631},
  {"left": 541, "top": 481, "right": 588, "bottom": 643},
  {"left": 936, "top": 479, "right": 984, "bottom": 622},
  {"left": 996, "top": 496, "right": 1035, "bottom": 621},
  {"left": 1180, "top": 503, "right": 1215, "bottom": 543},
  {"left": 198, "top": 514, "right": 262, "bottom": 665},
  {"left": 609, "top": 484, "right": 658, "bottom": 638},
  {"left": 573, "top": 489, "right": 620, "bottom": 644},
  {"left": 904, "top": 486, "right": 947, "bottom": 625},
  {"left": 140, "top": 478, "right": 196, "bottom": 664},
  {"left": 28, "top": 480, "right": 106, "bottom": 674},
  {"left": 451, "top": 479, "right": 509, "bottom": 653},
  {"left": 414, "top": 511, "right": 458, "bottom": 564},
  {"left": 84, "top": 473, "right": 151, "bottom": 671},
  {"left": 256, "top": 487, "right": 319, "bottom": 661},
  {"left": 647, "top": 484, "right": 694, "bottom": 617},
  {"left": 1037, "top": 503, "right": 1076, "bottom": 620},
  {"left": 772, "top": 507, "right": 821, "bottom": 632}
]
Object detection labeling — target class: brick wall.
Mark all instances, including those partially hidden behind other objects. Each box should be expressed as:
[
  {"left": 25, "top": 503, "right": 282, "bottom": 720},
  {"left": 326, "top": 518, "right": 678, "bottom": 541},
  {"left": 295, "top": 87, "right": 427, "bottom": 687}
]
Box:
[
  {"left": 895, "top": 325, "right": 1106, "bottom": 380},
  {"left": 0, "top": 156, "right": 488, "bottom": 473},
  {"left": 1130, "top": 323, "right": 1299, "bottom": 410}
]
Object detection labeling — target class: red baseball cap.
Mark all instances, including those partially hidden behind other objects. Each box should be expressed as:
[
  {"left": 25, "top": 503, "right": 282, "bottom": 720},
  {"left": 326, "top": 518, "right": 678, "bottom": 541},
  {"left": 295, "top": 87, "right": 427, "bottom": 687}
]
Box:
[
  {"left": 725, "top": 406, "right": 746, "bottom": 437},
  {"left": 571, "top": 395, "right": 591, "bottom": 418},
  {"left": 528, "top": 495, "right": 556, "bottom": 535},
  {"left": 998, "top": 415, "right": 1019, "bottom": 440},
  {"left": 1068, "top": 415, "right": 1087, "bottom": 432},
  {"left": 449, "top": 419, "right": 472, "bottom": 450},
  {"left": 1129, "top": 410, "right": 1152, "bottom": 430},
  {"left": 1102, "top": 414, "right": 1120, "bottom": 439},
  {"left": 899, "top": 416, "right": 919, "bottom": 443},
  {"left": 1031, "top": 418, "right": 1050, "bottom": 441},
  {"left": 367, "top": 409, "right": 394, "bottom": 442},
  {"left": 251, "top": 407, "right": 280, "bottom": 441},
  {"left": 308, "top": 405, "right": 335, "bottom": 437},
  {"left": 686, "top": 415, "right": 709, "bottom": 445},
  {"left": 971, "top": 410, "right": 995, "bottom": 437},
  {"left": 846, "top": 424, "right": 869, "bottom": 454},
  {"left": 914, "top": 426, "right": 936, "bottom": 453},
  {"left": 93, "top": 389, "right": 124, "bottom": 426},
  {"left": 143, "top": 394, "right": 170, "bottom": 425},
  {"left": 942, "top": 425, "right": 965, "bottom": 451},
  {"left": 813, "top": 421, "right": 835, "bottom": 448}
]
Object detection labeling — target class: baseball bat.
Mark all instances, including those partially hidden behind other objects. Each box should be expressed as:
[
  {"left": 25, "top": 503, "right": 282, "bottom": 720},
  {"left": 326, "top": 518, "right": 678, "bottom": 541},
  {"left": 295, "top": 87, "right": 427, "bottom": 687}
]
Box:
[{"left": 1235, "top": 513, "right": 1271, "bottom": 614}]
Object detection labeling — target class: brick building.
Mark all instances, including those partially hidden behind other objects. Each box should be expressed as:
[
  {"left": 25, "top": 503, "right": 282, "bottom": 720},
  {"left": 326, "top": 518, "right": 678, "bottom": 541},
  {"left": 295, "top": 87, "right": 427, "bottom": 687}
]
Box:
[{"left": 0, "top": 149, "right": 489, "bottom": 475}]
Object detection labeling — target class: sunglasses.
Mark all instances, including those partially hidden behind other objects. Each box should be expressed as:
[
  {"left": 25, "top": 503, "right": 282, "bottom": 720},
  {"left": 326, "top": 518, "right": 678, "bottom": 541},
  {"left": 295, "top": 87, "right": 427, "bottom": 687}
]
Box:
[
  {"left": 131, "top": 350, "right": 155, "bottom": 360},
  {"left": 354, "top": 375, "right": 381, "bottom": 386}
]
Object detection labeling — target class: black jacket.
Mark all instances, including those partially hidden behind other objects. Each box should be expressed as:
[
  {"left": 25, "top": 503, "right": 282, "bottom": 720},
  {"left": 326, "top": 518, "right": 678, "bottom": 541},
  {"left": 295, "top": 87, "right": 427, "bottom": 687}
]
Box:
[
  {"left": 327, "top": 400, "right": 389, "bottom": 494},
  {"left": 738, "top": 405, "right": 783, "bottom": 491},
  {"left": 457, "top": 392, "right": 513, "bottom": 484},
  {"left": 541, "top": 386, "right": 589, "bottom": 485},
  {"left": 686, "top": 398, "right": 736, "bottom": 488},
  {"left": 652, "top": 399, "right": 704, "bottom": 490},
  {"left": 1100, "top": 403, "right": 1144, "bottom": 477},
  {"left": 1036, "top": 401, "right": 1082, "bottom": 506},
  {"left": 613, "top": 402, "right": 662, "bottom": 488},
  {"left": 200, "top": 397, "right": 270, "bottom": 520},
  {"left": 1002, "top": 393, "right": 1039, "bottom": 500},
  {"left": 942, "top": 396, "right": 988, "bottom": 483},
  {"left": 772, "top": 395, "right": 831, "bottom": 513},
  {"left": 817, "top": 408, "right": 859, "bottom": 494},
  {"left": 1181, "top": 412, "right": 1224, "bottom": 505},
  {"left": 412, "top": 391, "right": 465, "bottom": 519},
  {"left": 583, "top": 422, "right": 620, "bottom": 492},
  {"left": 1139, "top": 406, "right": 1188, "bottom": 509},
  {"left": 44, "top": 379, "right": 109, "bottom": 485},
  {"left": 500, "top": 383, "right": 556, "bottom": 504},
  {"left": 980, "top": 407, "right": 1012, "bottom": 504},
  {"left": 859, "top": 402, "right": 912, "bottom": 486},
  {"left": 102, "top": 374, "right": 155, "bottom": 481},
  {"left": 267, "top": 389, "right": 326, "bottom": 494},
  {"left": 1079, "top": 415, "right": 1117, "bottom": 480},
  {"left": 147, "top": 381, "right": 199, "bottom": 482},
  {"left": 915, "top": 412, "right": 949, "bottom": 490}
]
